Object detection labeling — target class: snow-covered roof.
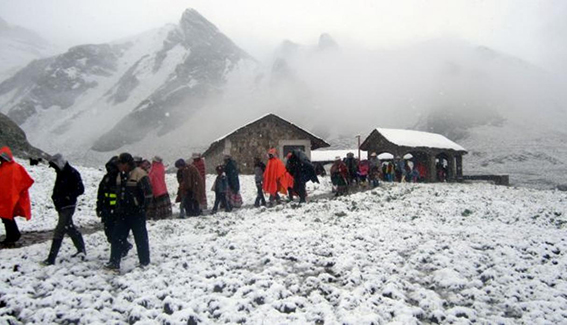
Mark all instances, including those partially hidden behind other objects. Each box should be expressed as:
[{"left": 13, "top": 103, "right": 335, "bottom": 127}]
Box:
[{"left": 374, "top": 128, "right": 466, "bottom": 152}]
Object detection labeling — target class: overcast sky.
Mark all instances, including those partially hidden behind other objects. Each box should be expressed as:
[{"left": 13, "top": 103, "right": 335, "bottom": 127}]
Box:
[{"left": 1, "top": 0, "right": 566, "bottom": 70}]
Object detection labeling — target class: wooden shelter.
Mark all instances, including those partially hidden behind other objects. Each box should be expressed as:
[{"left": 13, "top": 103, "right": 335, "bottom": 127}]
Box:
[
  {"left": 202, "top": 114, "right": 330, "bottom": 174},
  {"left": 359, "top": 128, "right": 467, "bottom": 182}
]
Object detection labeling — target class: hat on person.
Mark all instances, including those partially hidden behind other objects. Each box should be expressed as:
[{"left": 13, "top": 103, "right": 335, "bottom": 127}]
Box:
[
  {"left": 174, "top": 158, "right": 186, "bottom": 168},
  {"left": 117, "top": 153, "right": 134, "bottom": 165},
  {"left": 192, "top": 153, "right": 201, "bottom": 159},
  {"left": 335, "top": 156, "right": 341, "bottom": 161},
  {"left": 152, "top": 155, "right": 163, "bottom": 163},
  {"left": 133, "top": 156, "right": 143, "bottom": 163},
  {"left": 347, "top": 152, "right": 354, "bottom": 157},
  {"left": 49, "top": 153, "right": 67, "bottom": 170},
  {"left": 371, "top": 152, "right": 377, "bottom": 157}
]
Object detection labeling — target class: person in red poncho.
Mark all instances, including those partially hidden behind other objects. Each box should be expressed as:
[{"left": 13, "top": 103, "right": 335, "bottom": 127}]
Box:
[
  {"left": 262, "top": 148, "right": 294, "bottom": 206},
  {"left": 0, "top": 146, "right": 34, "bottom": 247},
  {"left": 146, "top": 156, "right": 172, "bottom": 220}
]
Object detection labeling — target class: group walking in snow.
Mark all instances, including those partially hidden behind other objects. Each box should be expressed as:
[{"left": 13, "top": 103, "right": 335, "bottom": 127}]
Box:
[{"left": 0, "top": 145, "right": 427, "bottom": 272}]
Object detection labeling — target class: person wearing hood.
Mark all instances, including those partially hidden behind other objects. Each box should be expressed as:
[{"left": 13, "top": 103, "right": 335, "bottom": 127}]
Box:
[
  {"left": 191, "top": 153, "right": 207, "bottom": 211},
  {"left": 105, "top": 152, "right": 153, "bottom": 272},
  {"left": 96, "top": 156, "right": 131, "bottom": 258},
  {"left": 263, "top": 148, "right": 294, "bottom": 206},
  {"left": 147, "top": 156, "right": 172, "bottom": 220},
  {"left": 43, "top": 154, "right": 86, "bottom": 265},
  {"left": 0, "top": 146, "right": 34, "bottom": 247}
]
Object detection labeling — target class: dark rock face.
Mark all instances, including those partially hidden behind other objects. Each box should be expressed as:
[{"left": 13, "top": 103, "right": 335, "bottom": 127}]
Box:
[
  {"left": 92, "top": 9, "right": 252, "bottom": 152},
  {"left": 0, "top": 44, "right": 121, "bottom": 124},
  {"left": 0, "top": 112, "right": 45, "bottom": 158}
]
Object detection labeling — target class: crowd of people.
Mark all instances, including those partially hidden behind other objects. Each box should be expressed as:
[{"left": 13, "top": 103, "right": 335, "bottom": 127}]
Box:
[
  {"left": 0, "top": 146, "right": 322, "bottom": 272},
  {"left": 329, "top": 152, "right": 432, "bottom": 196},
  {"left": 1, "top": 145, "right": 444, "bottom": 271}
]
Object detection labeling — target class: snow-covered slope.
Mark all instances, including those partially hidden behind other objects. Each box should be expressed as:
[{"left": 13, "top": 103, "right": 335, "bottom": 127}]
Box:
[
  {"left": 0, "top": 160, "right": 566, "bottom": 324},
  {"left": 0, "top": 17, "right": 55, "bottom": 81}
]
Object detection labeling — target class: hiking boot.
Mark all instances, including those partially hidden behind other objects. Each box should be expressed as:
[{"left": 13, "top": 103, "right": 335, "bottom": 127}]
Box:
[
  {"left": 41, "top": 259, "right": 54, "bottom": 266},
  {"left": 103, "top": 262, "right": 120, "bottom": 273},
  {"left": 71, "top": 251, "right": 86, "bottom": 260}
]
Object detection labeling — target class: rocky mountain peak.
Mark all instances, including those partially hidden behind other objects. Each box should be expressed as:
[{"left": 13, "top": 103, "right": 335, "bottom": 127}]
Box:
[
  {"left": 178, "top": 8, "right": 220, "bottom": 43},
  {"left": 318, "top": 33, "right": 338, "bottom": 51}
]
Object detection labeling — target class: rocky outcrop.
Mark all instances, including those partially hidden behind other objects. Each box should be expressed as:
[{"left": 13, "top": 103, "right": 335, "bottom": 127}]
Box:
[{"left": 0, "top": 112, "right": 45, "bottom": 158}]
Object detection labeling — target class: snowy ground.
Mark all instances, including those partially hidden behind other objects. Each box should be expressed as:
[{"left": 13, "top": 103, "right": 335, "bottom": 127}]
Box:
[{"left": 1, "top": 160, "right": 567, "bottom": 324}]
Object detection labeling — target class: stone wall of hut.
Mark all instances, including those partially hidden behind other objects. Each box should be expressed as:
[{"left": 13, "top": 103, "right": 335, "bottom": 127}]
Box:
[{"left": 204, "top": 116, "right": 314, "bottom": 174}]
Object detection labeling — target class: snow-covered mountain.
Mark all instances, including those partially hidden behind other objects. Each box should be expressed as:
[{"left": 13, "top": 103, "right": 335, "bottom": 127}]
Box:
[
  {"left": 0, "top": 17, "right": 55, "bottom": 81},
  {"left": 0, "top": 9, "right": 255, "bottom": 161}
]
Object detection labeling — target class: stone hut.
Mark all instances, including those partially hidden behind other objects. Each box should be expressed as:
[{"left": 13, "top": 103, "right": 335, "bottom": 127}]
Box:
[
  {"left": 202, "top": 114, "right": 330, "bottom": 174},
  {"left": 359, "top": 128, "right": 467, "bottom": 182}
]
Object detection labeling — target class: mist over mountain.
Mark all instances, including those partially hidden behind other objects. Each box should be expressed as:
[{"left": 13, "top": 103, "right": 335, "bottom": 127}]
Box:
[
  {"left": 0, "top": 9, "right": 565, "bottom": 188},
  {"left": 0, "top": 17, "right": 56, "bottom": 80}
]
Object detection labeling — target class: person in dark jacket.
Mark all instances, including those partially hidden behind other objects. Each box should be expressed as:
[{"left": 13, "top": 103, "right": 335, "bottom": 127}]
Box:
[
  {"left": 96, "top": 156, "right": 133, "bottom": 256},
  {"left": 253, "top": 157, "right": 266, "bottom": 207},
  {"left": 104, "top": 153, "right": 153, "bottom": 272},
  {"left": 211, "top": 165, "right": 231, "bottom": 213},
  {"left": 286, "top": 150, "right": 319, "bottom": 203},
  {"left": 42, "top": 154, "right": 86, "bottom": 265},
  {"left": 343, "top": 152, "right": 359, "bottom": 185},
  {"left": 174, "top": 159, "right": 186, "bottom": 218}
]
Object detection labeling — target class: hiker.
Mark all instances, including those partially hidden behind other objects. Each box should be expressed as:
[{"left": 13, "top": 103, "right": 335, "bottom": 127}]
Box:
[
  {"left": 343, "top": 152, "right": 359, "bottom": 185},
  {"left": 191, "top": 153, "right": 207, "bottom": 211},
  {"left": 330, "top": 156, "right": 349, "bottom": 196},
  {"left": 211, "top": 165, "right": 231, "bottom": 213},
  {"left": 286, "top": 149, "right": 318, "bottom": 203},
  {"left": 253, "top": 157, "right": 266, "bottom": 207},
  {"left": 263, "top": 148, "right": 294, "bottom": 206},
  {"left": 0, "top": 146, "right": 34, "bottom": 247},
  {"left": 96, "top": 156, "right": 127, "bottom": 247},
  {"left": 358, "top": 159, "right": 370, "bottom": 185},
  {"left": 174, "top": 159, "right": 186, "bottom": 217},
  {"left": 105, "top": 153, "right": 153, "bottom": 271},
  {"left": 223, "top": 155, "right": 242, "bottom": 208},
  {"left": 43, "top": 154, "right": 86, "bottom": 265},
  {"left": 179, "top": 159, "right": 204, "bottom": 217},
  {"left": 368, "top": 152, "right": 380, "bottom": 188},
  {"left": 147, "top": 156, "right": 172, "bottom": 220}
]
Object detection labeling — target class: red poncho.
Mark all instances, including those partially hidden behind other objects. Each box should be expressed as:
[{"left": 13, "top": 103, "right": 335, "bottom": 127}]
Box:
[
  {"left": 0, "top": 147, "right": 34, "bottom": 220},
  {"left": 263, "top": 157, "right": 294, "bottom": 195},
  {"left": 149, "top": 161, "right": 168, "bottom": 197}
]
